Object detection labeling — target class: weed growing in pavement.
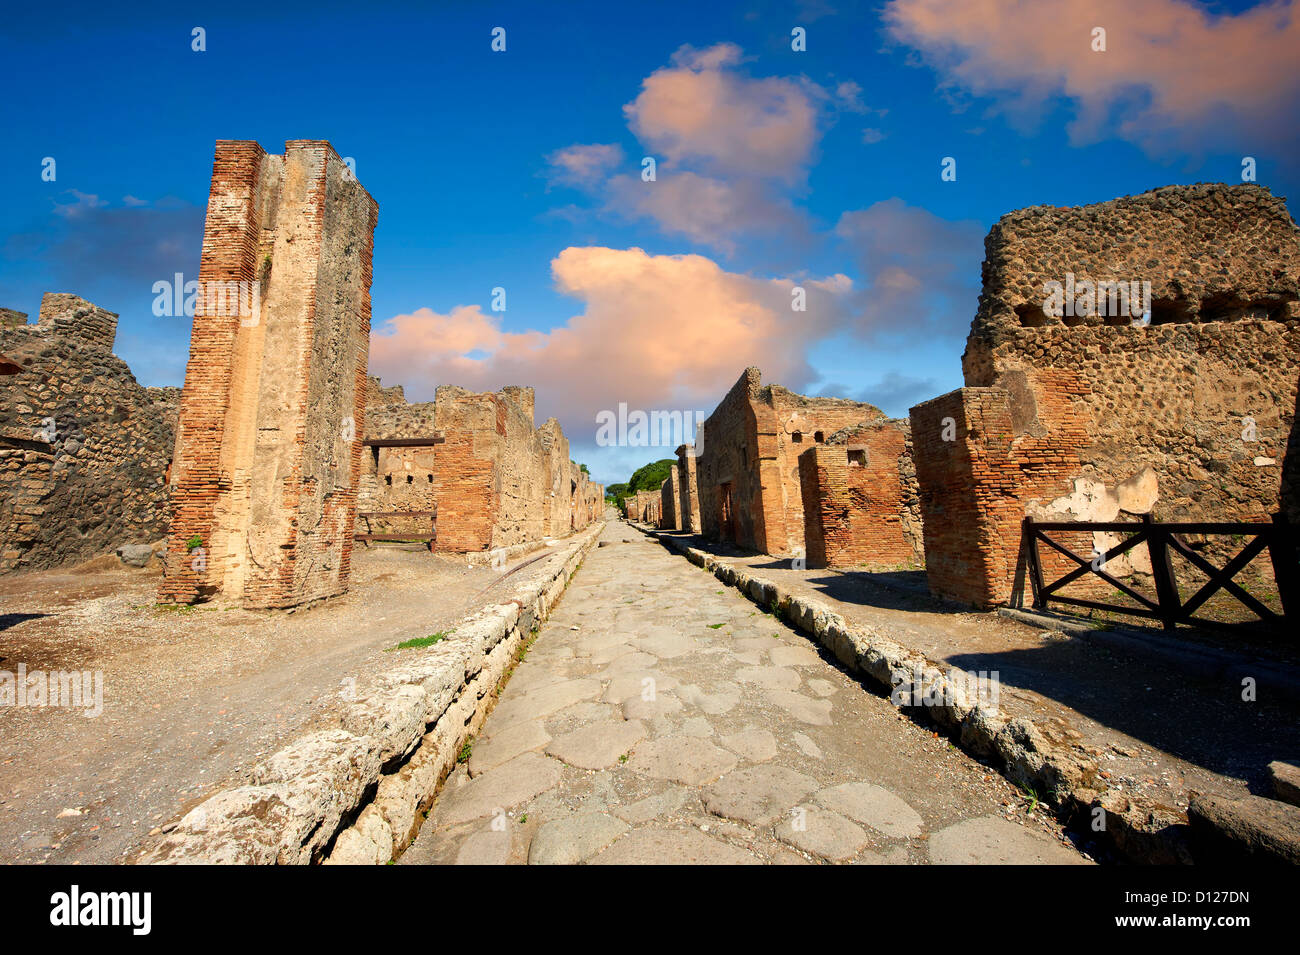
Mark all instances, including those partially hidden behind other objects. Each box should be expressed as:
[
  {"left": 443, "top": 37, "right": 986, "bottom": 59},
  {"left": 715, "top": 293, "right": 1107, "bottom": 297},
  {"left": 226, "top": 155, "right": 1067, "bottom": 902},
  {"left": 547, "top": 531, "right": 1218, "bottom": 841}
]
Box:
[{"left": 387, "top": 631, "right": 449, "bottom": 652}]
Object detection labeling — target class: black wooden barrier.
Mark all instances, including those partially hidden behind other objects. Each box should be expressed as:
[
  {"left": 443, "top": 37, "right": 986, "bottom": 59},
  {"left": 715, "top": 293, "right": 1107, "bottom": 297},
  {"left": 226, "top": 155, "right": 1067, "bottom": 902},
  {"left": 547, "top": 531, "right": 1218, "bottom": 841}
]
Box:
[{"left": 1021, "top": 514, "right": 1297, "bottom": 631}]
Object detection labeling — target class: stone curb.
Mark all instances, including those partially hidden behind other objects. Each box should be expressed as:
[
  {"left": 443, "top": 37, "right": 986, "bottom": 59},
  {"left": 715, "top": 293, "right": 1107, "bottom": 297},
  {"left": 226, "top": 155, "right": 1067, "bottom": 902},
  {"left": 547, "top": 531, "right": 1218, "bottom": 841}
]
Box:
[
  {"left": 638, "top": 525, "right": 1204, "bottom": 864},
  {"left": 132, "top": 523, "right": 605, "bottom": 865}
]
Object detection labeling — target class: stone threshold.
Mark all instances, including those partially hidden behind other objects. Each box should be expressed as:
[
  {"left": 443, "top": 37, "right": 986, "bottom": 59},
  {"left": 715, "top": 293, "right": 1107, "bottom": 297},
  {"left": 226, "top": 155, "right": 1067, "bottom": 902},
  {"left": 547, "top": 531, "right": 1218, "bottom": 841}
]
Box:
[
  {"left": 132, "top": 523, "right": 606, "bottom": 865},
  {"left": 637, "top": 524, "right": 1300, "bottom": 865}
]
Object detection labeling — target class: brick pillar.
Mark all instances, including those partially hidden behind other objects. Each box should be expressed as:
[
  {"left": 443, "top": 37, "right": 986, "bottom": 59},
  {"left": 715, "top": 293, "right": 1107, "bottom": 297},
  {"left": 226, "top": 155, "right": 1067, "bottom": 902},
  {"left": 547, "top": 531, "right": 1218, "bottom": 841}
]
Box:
[{"left": 160, "top": 140, "right": 378, "bottom": 609}]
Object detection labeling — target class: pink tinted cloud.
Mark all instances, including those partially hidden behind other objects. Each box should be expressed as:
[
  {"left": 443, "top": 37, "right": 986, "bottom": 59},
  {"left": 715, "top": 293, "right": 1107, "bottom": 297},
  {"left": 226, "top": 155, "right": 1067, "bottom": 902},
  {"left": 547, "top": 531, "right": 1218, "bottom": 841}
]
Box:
[
  {"left": 623, "top": 42, "right": 821, "bottom": 182},
  {"left": 369, "top": 246, "right": 852, "bottom": 442},
  {"left": 546, "top": 143, "right": 625, "bottom": 187},
  {"left": 883, "top": 0, "right": 1300, "bottom": 152},
  {"left": 604, "top": 171, "right": 803, "bottom": 253}
]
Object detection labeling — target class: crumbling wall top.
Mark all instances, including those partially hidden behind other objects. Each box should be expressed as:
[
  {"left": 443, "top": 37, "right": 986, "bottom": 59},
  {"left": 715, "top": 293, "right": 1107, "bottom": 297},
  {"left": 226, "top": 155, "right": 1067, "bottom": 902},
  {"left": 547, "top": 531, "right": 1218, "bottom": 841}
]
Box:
[
  {"left": 967, "top": 183, "right": 1300, "bottom": 374},
  {"left": 36, "top": 293, "right": 119, "bottom": 353}
]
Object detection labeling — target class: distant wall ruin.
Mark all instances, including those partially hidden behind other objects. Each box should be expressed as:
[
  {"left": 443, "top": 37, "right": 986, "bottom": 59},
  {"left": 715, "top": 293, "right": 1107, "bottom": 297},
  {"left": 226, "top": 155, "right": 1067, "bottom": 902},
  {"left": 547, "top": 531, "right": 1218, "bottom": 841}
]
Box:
[
  {"left": 912, "top": 183, "right": 1300, "bottom": 607},
  {"left": 361, "top": 377, "right": 602, "bottom": 552},
  {"left": 660, "top": 465, "right": 681, "bottom": 530},
  {"left": 693, "top": 368, "right": 897, "bottom": 557},
  {"left": 799, "top": 419, "right": 924, "bottom": 570},
  {"left": 0, "top": 294, "right": 177, "bottom": 573},
  {"left": 160, "top": 140, "right": 378, "bottom": 609}
]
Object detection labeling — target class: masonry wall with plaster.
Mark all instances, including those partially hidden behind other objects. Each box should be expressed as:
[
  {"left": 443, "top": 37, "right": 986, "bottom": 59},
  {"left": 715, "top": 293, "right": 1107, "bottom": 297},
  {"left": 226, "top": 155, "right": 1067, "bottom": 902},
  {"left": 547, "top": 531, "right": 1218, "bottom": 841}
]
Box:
[
  {"left": 361, "top": 377, "right": 602, "bottom": 552},
  {"left": 910, "top": 183, "right": 1300, "bottom": 608},
  {"left": 0, "top": 295, "right": 177, "bottom": 573},
  {"left": 160, "top": 140, "right": 378, "bottom": 609},
  {"left": 693, "top": 367, "right": 897, "bottom": 557}
]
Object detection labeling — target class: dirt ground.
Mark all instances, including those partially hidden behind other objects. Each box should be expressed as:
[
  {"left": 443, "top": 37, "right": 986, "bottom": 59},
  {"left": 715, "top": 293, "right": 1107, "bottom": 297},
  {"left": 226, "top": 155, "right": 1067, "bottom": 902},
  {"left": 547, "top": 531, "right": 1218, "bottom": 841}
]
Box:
[
  {"left": 651, "top": 530, "right": 1300, "bottom": 822},
  {"left": 0, "top": 542, "right": 562, "bottom": 864}
]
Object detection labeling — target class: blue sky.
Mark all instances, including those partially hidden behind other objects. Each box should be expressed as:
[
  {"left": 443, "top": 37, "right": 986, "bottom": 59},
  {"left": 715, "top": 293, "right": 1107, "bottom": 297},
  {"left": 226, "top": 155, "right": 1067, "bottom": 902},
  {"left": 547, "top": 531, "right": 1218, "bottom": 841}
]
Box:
[{"left": 2, "top": 0, "right": 1297, "bottom": 486}]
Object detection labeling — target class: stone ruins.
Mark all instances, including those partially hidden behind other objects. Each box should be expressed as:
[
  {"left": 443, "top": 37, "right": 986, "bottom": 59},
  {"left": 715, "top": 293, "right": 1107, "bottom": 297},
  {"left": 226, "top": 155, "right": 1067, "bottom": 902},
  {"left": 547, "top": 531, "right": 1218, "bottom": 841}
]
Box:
[
  {"left": 160, "top": 140, "right": 379, "bottom": 609},
  {"left": 0, "top": 294, "right": 177, "bottom": 573},
  {"left": 363, "top": 377, "right": 602, "bottom": 553},
  {"left": 0, "top": 139, "right": 602, "bottom": 611},
  {"left": 911, "top": 183, "right": 1300, "bottom": 607},
  {"left": 657, "top": 368, "right": 920, "bottom": 568},
  {"left": 636, "top": 185, "right": 1298, "bottom": 612}
]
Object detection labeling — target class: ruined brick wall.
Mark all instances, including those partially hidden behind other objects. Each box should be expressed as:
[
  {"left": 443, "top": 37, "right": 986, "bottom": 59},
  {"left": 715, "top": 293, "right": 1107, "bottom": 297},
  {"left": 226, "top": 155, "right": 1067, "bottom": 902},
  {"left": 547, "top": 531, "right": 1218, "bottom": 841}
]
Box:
[
  {"left": 799, "top": 420, "right": 923, "bottom": 570},
  {"left": 695, "top": 368, "right": 885, "bottom": 556},
  {"left": 0, "top": 295, "right": 175, "bottom": 572},
  {"left": 913, "top": 183, "right": 1300, "bottom": 607},
  {"left": 359, "top": 377, "right": 599, "bottom": 551},
  {"left": 161, "top": 140, "right": 378, "bottom": 609},
  {"left": 675, "top": 443, "right": 701, "bottom": 533},
  {"left": 696, "top": 369, "right": 766, "bottom": 549}
]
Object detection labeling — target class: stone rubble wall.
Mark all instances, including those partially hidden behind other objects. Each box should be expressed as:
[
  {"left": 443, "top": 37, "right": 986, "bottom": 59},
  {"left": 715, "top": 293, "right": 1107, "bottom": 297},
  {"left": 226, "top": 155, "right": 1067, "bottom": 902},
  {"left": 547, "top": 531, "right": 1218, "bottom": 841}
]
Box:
[
  {"left": 912, "top": 184, "right": 1300, "bottom": 607},
  {"left": 133, "top": 522, "right": 604, "bottom": 865},
  {"left": 0, "top": 294, "right": 176, "bottom": 573}
]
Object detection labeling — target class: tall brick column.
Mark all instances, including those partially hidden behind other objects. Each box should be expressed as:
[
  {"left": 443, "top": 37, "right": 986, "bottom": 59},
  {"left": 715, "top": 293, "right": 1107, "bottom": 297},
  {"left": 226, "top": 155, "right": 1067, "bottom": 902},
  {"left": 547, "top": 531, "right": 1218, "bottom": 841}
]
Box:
[{"left": 160, "top": 140, "right": 378, "bottom": 609}]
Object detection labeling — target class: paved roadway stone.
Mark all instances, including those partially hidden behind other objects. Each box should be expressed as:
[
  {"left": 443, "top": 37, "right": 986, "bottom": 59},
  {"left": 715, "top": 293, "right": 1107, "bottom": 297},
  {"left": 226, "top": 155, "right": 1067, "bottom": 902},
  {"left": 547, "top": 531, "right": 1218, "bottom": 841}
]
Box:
[
  {"left": 628, "top": 735, "right": 738, "bottom": 785},
  {"left": 408, "top": 522, "right": 1092, "bottom": 865},
  {"left": 437, "top": 752, "right": 564, "bottom": 826},
  {"left": 815, "top": 782, "right": 924, "bottom": 838},
  {"left": 590, "top": 828, "right": 761, "bottom": 865},
  {"left": 776, "top": 806, "right": 869, "bottom": 862},
  {"left": 928, "top": 816, "right": 1092, "bottom": 864},
  {"left": 468, "top": 720, "right": 552, "bottom": 777},
  {"left": 546, "top": 719, "right": 647, "bottom": 769},
  {"left": 703, "top": 765, "right": 821, "bottom": 826},
  {"left": 529, "top": 813, "right": 628, "bottom": 864}
]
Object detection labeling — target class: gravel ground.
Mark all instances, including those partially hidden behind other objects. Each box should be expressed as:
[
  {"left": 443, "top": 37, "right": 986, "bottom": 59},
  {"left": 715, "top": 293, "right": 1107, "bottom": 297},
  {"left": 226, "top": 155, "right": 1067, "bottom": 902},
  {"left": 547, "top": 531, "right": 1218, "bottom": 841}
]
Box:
[{"left": 0, "top": 542, "right": 563, "bottom": 864}]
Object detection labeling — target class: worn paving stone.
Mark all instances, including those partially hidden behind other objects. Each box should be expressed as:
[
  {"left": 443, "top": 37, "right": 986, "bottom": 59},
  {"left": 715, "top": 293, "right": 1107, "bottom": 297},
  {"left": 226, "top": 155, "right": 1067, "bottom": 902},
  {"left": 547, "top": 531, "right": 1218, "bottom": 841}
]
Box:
[
  {"left": 806, "top": 679, "right": 838, "bottom": 698},
  {"left": 622, "top": 693, "right": 684, "bottom": 721},
  {"left": 614, "top": 787, "right": 692, "bottom": 825},
  {"left": 636, "top": 632, "right": 696, "bottom": 659},
  {"left": 770, "top": 645, "right": 823, "bottom": 668},
  {"left": 793, "top": 733, "right": 824, "bottom": 760},
  {"left": 703, "top": 765, "right": 820, "bottom": 826},
  {"left": 468, "top": 720, "right": 552, "bottom": 777},
  {"left": 489, "top": 679, "right": 602, "bottom": 730},
  {"left": 764, "top": 688, "right": 833, "bottom": 725},
  {"left": 437, "top": 752, "right": 564, "bottom": 826},
  {"left": 677, "top": 683, "right": 742, "bottom": 715},
  {"left": 590, "top": 828, "right": 761, "bottom": 865},
  {"left": 720, "top": 727, "right": 779, "bottom": 763},
  {"left": 680, "top": 716, "right": 715, "bottom": 738},
  {"left": 814, "top": 782, "right": 924, "bottom": 838},
  {"left": 528, "top": 813, "right": 628, "bottom": 865},
  {"left": 545, "top": 719, "right": 647, "bottom": 769},
  {"left": 735, "top": 665, "right": 801, "bottom": 691},
  {"left": 627, "top": 735, "right": 738, "bottom": 786},
  {"left": 776, "top": 806, "right": 869, "bottom": 862},
  {"left": 928, "top": 816, "right": 1092, "bottom": 865},
  {"left": 603, "top": 672, "right": 678, "bottom": 703},
  {"left": 455, "top": 829, "right": 512, "bottom": 865}
]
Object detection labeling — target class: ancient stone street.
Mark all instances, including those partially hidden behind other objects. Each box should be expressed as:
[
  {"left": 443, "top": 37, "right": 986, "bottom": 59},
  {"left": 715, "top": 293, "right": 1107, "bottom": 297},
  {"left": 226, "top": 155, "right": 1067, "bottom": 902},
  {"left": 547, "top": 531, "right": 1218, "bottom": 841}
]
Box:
[{"left": 403, "top": 522, "right": 1090, "bottom": 865}]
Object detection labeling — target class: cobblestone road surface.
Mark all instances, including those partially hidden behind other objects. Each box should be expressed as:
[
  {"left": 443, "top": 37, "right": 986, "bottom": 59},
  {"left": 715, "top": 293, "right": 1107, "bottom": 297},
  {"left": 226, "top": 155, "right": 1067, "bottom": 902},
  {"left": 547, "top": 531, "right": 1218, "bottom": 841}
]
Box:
[{"left": 405, "top": 523, "right": 1092, "bottom": 865}]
